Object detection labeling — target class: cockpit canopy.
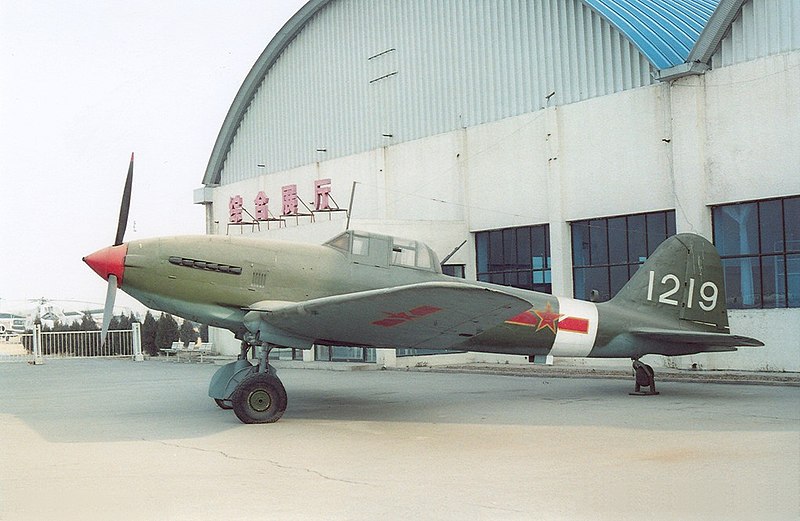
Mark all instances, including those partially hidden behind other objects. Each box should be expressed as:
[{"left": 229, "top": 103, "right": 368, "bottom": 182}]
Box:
[{"left": 325, "top": 230, "right": 441, "bottom": 273}]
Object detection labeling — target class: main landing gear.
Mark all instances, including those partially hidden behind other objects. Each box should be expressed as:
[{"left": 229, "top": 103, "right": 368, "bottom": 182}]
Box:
[
  {"left": 630, "top": 358, "right": 659, "bottom": 396},
  {"left": 208, "top": 339, "right": 288, "bottom": 423}
]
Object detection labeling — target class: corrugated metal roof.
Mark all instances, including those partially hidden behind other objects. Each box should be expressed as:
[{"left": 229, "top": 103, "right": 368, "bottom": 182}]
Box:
[
  {"left": 582, "top": 0, "right": 720, "bottom": 69},
  {"left": 202, "top": 0, "right": 736, "bottom": 186}
]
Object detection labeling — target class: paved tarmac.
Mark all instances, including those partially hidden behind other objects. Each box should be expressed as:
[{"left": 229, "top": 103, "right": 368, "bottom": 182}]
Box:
[{"left": 1, "top": 359, "right": 798, "bottom": 521}]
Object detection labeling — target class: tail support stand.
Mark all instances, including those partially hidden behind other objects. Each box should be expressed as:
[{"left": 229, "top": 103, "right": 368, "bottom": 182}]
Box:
[{"left": 630, "top": 359, "right": 659, "bottom": 396}]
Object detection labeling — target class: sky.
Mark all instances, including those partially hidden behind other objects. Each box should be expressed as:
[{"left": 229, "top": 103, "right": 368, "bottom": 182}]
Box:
[{"left": 0, "top": 0, "right": 308, "bottom": 313}]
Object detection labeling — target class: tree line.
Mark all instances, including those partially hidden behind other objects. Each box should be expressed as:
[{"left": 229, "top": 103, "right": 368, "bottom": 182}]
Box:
[{"left": 29, "top": 311, "right": 209, "bottom": 357}]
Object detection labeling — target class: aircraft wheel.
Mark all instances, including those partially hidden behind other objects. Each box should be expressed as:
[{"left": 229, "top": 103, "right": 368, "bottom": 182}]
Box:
[
  {"left": 214, "top": 398, "right": 233, "bottom": 410},
  {"left": 231, "top": 372, "right": 287, "bottom": 424}
]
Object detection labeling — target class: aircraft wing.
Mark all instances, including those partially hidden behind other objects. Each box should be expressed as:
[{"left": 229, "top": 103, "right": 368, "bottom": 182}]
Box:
[
  {"left": 246, "top": 281, "right": 532, "bottom": 350},
  {"left": 630, "top": 328, "right": 765, "bottom": 347}
]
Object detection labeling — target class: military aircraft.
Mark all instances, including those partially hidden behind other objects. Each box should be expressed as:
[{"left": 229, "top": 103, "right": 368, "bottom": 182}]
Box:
[{"left": 84, "top": 155, "right": 763, "bottom": 423}]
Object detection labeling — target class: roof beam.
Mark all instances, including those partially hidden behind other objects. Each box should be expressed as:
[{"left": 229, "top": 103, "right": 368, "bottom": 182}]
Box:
[
  {"left": 653, "top": 61, "right": 711, "bottom": 81},
  {"left": 687, "top": 0, "right": 748, "bottom": 65}
]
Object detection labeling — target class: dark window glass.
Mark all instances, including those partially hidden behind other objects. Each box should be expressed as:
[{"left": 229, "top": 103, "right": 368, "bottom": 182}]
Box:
[
  {"left": 518, "top": 270, "right": 533, "bottom": 289},
  {"left": 787, "top": 254, "right": 800, "bottom": 307},
  {"left": 442, "top": 265, "right": 465, "bottom": 278},
  {"left": 489, "top": 231, "right": 503, "bottom": 271},
  {"left": 646, "top": 212, "right": 667, "bottom": 255},
  {"left": 572, "top": 210, "right": 676, "bottom": 302},
  {"left": 476, "top": 233, "right": 488, "bottom": 273},
  {"left": 315, "top": 345, "right": 375, "bottom": 362},
  {"left": 503, "top": 228, "right": 516, "bottom": 270},
  {"left": 783, "top": 197, "right": 800, "bottom": 252},
  {"left": 516, "top": 228, "right": 531, "bottom": 269},
  {"left": 627, "top": 214, "right": 647, "bottom": 263},
  {"left": 532, "top": 226, "right": 547, "bottom": 263},
  {"left": 760, "top": 255, "right": 785, "bottom": 308},
  {"left": 759, "top": 199, "right": 783, "bottom": 253},
  {"left": 589, "top": 219, "right": 608, "bottom": 264},
  {"left": 475, "top": 225, "right": 551, "bottom": 294},
  {"left": 610, "top": 265, "right": 629, "bottom": 297},
  {"left": 666, "top": 215, "right": 676, "bottom": 237},
  {"left": 713, "top": 196, "right": 799, "bottom": 309},
  {"left": 608, "top": 217, "right": 628, "bottom": 264},
  {"left": 715, "top": 203, "right": 758, "bottom": 256},
  {"left": 504, "top": 272, "right": 518, "bottom": 287},
  {"left": 572, "top": 221, "right": 590, "bottom": 266},
  {"left": 721, "top": 257, "right": 761, "bottom": 309},
  {"left": 573, "top": 267, "right": 588, "bottom": 301},
  {"left": 585, "top": 266, "right": 610, "bottom": 302}
]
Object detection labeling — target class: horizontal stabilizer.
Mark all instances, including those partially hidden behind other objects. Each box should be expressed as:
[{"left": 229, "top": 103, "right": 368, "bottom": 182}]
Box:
[{"left": 630, "top": 328, "right": 764, "bottom": 348}]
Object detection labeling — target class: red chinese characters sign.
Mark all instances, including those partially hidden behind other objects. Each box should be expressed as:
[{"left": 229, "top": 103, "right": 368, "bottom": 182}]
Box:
[
  {"left": 228, "top": 195, "right": 243, "bottom": 223},
  {"left": 228, "top": 179, "right": 338, "bottom": 223},
  {"left": 254, "top": 191, "right": 269, "bottom": 220},
  {"left": 282, "top": 184, "right": 298, "bottom": 215},
  {"left": 314, "top": 178, "right": 331, "bottom": 211}
]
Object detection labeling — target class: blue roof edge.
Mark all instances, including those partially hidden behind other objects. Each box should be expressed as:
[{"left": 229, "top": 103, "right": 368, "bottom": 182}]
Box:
[{"left": 582, "top": 0, "right": 720, "bottom": 69}]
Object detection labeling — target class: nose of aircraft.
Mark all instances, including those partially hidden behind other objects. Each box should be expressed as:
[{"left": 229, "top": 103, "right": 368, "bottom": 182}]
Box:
[{"left": 83, "top": 244, "right": 128, "bottom": 286}]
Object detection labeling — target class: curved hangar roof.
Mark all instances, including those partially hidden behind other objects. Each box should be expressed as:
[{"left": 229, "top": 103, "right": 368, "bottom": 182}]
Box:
[
  {"left": 203, "top": 0, "right": 727, "bottom": 186},
  {"left": 586, "top": 0, "right": 717, "bottom": 69}
]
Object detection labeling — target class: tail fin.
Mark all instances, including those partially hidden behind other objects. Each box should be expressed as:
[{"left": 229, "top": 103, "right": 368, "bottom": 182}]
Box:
[{"left": 611, "top": 233, "right": 730, "bottom": 332}]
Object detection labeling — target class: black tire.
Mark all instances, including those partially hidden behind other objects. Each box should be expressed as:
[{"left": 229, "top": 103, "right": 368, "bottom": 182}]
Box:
[
  {"left": 214, "top": 398, "right": 233, "bottom": 410},
  {"left": 231, "top": 372, "right": 287, "bottom": 424}
]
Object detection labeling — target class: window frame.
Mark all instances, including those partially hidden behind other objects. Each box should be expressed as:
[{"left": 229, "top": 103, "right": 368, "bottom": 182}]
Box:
[
  {"left": 711, "top": 195, "right": 799, "bottom": 309},
  {"left": 475, "top": 224, "right": 551, "bottom": 293},
  {"left": 571, "top": 210, "right": 676, "bottom": 302}
]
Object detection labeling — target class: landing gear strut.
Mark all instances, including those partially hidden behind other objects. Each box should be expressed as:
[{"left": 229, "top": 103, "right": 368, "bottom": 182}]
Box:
[
  {"left": 630, "top": 359, "right": 659, "bottom": 396},
  {"left": 208, "top": 338, "right": 288, "bottom": 423}
]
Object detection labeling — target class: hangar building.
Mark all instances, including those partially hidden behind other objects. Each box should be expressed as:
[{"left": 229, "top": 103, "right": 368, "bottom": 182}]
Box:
[{"left": 195, "top": 0, "right": 800, "bottom": 371}]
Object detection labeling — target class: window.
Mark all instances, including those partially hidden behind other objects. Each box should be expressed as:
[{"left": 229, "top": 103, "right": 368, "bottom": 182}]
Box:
[
  {"left": 269, "top": 348, "right": 303, "bottom": 361},
  {"left": 572, "top": 210, "right": 676, "bottom": 302},
  {"left": 390, "top": 239, "right": 435, "bottom": 270},
  {"left": 326, "top": 232, "right": 350, "bottom": 252},
  {"left": 712, "top": 196, "right": 799, "bottom": 309},
  {"left": 475, "top": 224, "right": 551, "bottom": 293},
  {"left": 442, "top": 264, "right": 465, "bottom": 278},
  {"left": 352, "top": 234, "right": 370, "bottom": 256},
  {"left": 315, "top": 345, "right": 376, "bottom": 363}
]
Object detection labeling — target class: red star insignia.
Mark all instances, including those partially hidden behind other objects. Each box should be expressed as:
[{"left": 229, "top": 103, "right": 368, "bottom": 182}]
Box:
[{"left": 534, "top": 302, "right": 562, "bottom": 334}]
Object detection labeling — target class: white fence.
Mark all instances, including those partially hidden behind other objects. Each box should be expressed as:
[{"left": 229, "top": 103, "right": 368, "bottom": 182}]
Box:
[{"left": 0, "top": 324, "right": 143, "bottom": 363}]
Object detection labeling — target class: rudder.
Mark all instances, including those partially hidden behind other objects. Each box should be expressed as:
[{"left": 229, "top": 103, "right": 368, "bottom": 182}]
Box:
[{"left": 610, "top": 233, "right": 729, "bottom": 332}]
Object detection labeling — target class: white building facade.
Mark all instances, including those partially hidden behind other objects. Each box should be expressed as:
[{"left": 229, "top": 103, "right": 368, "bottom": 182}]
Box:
[{"left": 196, "top": 0, "right": 800, "bottom": 371}]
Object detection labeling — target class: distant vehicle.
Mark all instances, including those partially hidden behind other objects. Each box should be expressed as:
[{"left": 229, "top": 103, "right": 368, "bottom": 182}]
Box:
[{"left": 0, "top": 324, "right": 19, "bottom": 342}]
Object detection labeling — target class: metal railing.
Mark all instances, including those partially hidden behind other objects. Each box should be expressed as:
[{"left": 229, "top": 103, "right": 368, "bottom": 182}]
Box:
[
  {"left": 41, "top": 329, "right": 132, "bottom": 358},
  {"left": 0, "top": 332, "right": 34, "bottom": 363},
  {"left": 0, "top": 323, "right": 143, "bottom": 363}
]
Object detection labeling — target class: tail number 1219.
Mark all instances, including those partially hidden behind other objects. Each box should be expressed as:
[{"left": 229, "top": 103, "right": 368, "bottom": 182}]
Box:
[{"left": 646, "top": 271, "right": 719, "bottom": 311}]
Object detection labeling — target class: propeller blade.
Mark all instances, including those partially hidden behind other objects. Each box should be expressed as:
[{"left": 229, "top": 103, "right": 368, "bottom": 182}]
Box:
[
  {"left": 101, "top": 274, "right": 117, "bottom": 347},
  {"left": 114, "top": 153, "right": 134, "bottom": 246}
]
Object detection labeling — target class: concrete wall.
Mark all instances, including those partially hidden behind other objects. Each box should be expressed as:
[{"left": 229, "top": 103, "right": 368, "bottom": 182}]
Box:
[{"left": 206, "top": 51, "right": 800, "bottom": 371}]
